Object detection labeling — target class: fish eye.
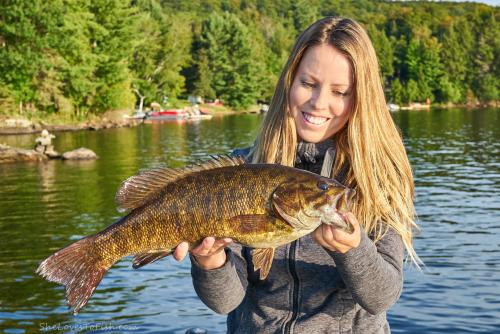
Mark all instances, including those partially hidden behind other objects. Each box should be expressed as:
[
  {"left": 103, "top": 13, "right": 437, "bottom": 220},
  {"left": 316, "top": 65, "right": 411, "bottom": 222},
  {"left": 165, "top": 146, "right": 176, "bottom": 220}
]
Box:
[{"left": 317, "top": 181, "right": 329, "bottom": 191}]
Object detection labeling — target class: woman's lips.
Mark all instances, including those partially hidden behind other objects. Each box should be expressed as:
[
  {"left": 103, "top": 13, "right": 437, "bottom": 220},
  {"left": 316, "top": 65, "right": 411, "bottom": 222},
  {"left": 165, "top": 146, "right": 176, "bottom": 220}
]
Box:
[{"left": 302, "top": 112, "right": 330, "bottom": 125}]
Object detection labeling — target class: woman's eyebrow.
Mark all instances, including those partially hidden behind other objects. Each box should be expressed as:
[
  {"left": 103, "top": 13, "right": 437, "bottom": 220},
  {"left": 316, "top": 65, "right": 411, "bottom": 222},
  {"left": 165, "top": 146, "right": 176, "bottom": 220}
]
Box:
[{"left": 299, "top": 73, "right": 350, "bottom": 87}]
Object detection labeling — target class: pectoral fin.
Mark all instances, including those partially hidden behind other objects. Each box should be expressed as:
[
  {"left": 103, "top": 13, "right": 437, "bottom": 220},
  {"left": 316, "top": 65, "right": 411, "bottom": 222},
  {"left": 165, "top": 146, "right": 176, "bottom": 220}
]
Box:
[
  {"left": 252, "top": 248, "right": 275, "bottom": 280},
  {"left": 132, "top": 250, "right": 172, "bottom": 269}
]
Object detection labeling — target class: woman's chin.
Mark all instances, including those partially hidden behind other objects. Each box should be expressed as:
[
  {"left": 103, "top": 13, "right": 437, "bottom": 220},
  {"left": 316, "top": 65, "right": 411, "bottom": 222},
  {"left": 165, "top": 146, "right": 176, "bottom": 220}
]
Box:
[{"left": 296, "top": 130, "right": 330, "bottom": 143}]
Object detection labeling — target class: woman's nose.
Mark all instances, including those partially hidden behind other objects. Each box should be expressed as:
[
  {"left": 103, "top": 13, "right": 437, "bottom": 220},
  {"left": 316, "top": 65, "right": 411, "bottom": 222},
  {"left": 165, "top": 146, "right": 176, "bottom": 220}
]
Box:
[{"left": 309, "top": 87, "right": 329, "bottom": 110}]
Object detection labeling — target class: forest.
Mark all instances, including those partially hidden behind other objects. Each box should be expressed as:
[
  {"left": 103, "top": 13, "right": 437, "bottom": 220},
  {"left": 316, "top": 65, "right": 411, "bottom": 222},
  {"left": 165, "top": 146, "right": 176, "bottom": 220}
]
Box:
[{"left": 0, "top": 0, "right": 498, "bottom": 118}]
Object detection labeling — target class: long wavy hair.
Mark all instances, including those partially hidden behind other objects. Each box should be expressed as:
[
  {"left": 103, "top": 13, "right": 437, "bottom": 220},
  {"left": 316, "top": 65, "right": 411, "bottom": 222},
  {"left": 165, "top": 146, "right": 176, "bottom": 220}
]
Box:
[{"left": 251, "top": 17, "right": 419, "bottom": 264}]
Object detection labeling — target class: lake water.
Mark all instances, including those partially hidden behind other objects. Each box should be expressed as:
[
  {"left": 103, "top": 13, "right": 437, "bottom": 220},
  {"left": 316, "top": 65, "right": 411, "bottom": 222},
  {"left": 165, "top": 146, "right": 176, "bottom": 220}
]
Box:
[{"left": 0, "top": 109, "right": 499, "bottom": 333}]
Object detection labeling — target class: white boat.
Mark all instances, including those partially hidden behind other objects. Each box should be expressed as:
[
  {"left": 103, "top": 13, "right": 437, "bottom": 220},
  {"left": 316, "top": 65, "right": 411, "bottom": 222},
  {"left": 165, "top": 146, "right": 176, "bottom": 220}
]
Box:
[{"left": 387, "top": 103, "right": 400, "bottom": 112}]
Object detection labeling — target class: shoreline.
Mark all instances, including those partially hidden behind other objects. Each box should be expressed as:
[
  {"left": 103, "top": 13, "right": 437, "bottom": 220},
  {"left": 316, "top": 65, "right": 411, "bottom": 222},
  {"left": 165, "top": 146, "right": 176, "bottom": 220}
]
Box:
[
  {"left": 3, "top": 102, "right": 494, "bottom": 135},
  {"left": 0, "top": 116, "right": 143, "bottom": 136},
  {"left": 0, "top": 103, "right": 261, "bottom": 136}
]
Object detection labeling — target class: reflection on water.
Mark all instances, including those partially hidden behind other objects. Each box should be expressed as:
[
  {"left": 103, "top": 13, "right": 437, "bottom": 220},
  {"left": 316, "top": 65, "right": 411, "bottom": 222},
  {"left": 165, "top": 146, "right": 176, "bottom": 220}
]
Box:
[{"left": 0, "top": 110, "right": 499, "bottom": 333}]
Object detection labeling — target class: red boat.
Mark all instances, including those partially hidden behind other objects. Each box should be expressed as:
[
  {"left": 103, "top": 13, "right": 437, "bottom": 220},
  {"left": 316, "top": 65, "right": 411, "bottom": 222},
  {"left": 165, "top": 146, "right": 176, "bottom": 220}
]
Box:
[{"left": 147, "top": 109, "right": 188, "bottom": 120}]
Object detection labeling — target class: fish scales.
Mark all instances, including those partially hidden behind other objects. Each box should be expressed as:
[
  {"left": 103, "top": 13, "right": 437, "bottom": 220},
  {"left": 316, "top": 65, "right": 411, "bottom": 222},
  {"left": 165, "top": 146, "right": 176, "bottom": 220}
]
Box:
[{"left": 85, "top": 165, "right": 284, "bottom": 265}]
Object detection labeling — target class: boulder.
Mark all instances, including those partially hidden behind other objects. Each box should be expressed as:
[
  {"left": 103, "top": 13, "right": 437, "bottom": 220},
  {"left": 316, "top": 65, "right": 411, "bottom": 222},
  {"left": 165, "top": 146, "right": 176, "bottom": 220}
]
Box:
[
  {"left": 62, "top": 148, "right": 98, "bottom": 160},
  {"left": 0, "top": 144, "right": 47, "bottom": 163}
]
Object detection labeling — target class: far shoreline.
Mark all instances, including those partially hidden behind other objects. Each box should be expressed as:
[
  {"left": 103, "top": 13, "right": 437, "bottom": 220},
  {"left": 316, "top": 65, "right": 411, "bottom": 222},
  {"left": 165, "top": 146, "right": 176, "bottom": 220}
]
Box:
[
  {"left": 0, "top": 101, "right": 266, "bottom": 136},
  {"left": 0, "top": 102, "right": 496, "bottom": 136},
  {"left": 0, "top": 117, "right": 143, "bottom": 136}
]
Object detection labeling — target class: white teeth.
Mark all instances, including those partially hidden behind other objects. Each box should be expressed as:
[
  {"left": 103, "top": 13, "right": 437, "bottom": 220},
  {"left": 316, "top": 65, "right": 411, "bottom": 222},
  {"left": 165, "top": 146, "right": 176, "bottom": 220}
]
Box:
[{"left": 302, "top": 112, "right": 328, "bottom": 125}]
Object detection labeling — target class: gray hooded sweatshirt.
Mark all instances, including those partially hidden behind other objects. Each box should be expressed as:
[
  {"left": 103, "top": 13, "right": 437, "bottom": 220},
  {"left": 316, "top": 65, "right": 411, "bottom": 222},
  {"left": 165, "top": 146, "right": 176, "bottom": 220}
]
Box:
[{"left": 191, "top": 142, "right": 404, "bottom": 333}]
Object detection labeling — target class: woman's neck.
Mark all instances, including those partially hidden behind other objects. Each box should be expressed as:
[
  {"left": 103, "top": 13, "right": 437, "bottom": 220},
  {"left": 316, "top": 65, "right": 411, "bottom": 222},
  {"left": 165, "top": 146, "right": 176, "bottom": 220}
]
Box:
[{"left": 295, "top": 138, "right": 334, "bottom": 165}]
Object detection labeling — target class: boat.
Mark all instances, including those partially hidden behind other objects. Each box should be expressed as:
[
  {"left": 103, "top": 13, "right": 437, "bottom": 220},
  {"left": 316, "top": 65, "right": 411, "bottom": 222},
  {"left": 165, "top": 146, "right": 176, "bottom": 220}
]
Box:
[
  {"left": 145, "top": 108, "right": 213, "bottom": 121},
  {"left": 147, "top": 109, "right": 188, "bottom": 120},
  {"left": 387, "top": 103, "right": 400, "bottom": 112}
]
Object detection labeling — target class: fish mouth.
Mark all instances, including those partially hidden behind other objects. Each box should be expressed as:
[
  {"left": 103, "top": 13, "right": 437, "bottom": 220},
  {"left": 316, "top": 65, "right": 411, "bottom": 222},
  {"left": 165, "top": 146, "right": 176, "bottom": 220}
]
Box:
[{"left": 319, "top": 188, "right": 356, "bottom": 233}]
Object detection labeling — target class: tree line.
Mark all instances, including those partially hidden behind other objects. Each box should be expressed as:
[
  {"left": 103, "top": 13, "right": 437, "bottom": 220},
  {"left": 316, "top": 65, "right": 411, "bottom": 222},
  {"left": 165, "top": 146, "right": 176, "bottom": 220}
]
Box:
[{"left": 0, "top": 0, "right": 498, "bottom": 117}]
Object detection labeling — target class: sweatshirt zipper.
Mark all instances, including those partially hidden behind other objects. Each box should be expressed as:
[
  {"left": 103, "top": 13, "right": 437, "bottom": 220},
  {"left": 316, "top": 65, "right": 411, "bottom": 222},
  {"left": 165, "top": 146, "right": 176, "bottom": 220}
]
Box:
[{"left": 283, "top": 240, "right": 300, "bottom": 333}]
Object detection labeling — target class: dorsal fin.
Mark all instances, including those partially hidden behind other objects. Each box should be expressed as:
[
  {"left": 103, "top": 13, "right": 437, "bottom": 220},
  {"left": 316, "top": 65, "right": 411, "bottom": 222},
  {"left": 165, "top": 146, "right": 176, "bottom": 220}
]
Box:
[{"left": 115, "top": 155, "right": 245, "bottom": 212}]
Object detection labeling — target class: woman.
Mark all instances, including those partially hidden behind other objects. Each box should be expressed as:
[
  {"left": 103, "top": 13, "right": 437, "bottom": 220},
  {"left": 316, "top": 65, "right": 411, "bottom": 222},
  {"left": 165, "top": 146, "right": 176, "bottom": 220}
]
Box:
[{"left": 174, "top": 16, "right": 419, "bottom": 333}]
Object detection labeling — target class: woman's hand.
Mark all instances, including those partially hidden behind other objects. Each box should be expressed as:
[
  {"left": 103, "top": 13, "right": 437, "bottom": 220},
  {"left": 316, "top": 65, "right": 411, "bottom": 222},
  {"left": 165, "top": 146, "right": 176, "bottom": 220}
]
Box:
[
  {"left": 173, "top": 237, "right": 233, "bottom": 270},
  {"left": 313, "top": 212, "right": 361, "bottom": 253}
]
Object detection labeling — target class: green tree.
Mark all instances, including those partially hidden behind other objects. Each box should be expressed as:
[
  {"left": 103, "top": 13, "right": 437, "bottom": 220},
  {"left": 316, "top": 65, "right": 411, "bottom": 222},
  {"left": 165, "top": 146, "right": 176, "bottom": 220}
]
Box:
[
  {"left": 0, "top": 1, "right": 54, "bottom": 113},
  {"left": 436, "top": 76, "right": 462, "bottom": 103},
  {"left": 253, "top": 16, "right": 296, "bottom": 101},
  {"left": 193, "top": 49, "right": 216, "bottom": 100},
  {"left": 390, "top": 79, "right": 404, "bottom": 105},
  {"left": 195, "top": 12, "right": 261, "bottom": 109},
  {"left": 404, "top": 34, "right": 443, "bottom": 102},
  {"left": 439, "top": 20, "right": 472, "bottom": 102},
  {"left": 131, "top": 1, "right": 193, "bottom": 107},
  {"left": 0, "top": 84, "right": 17, "bottom": 114},
  {"left": 52, "top": 0, "right": 100, "bottom": 116},
  {"left": 472, "top": 13, "right": 499, "bottom": 103},
  {"left": 403, "top": 79, "right": 419, "bottom": 104},
  {"left": 88, "top": 0, "right": 137, "bottom": 113},
  {"left": 292, "top": 0, "right": 319, "bottom": 32},
  {"left": 367, "top": 25, "right": 394, "bottom": 84}
]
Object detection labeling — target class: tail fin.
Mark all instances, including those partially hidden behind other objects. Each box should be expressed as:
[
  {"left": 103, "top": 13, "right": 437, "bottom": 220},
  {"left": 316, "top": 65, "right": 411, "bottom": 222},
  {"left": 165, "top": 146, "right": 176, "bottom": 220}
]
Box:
[{"left": 36, "top": 237, "right": 111, "bottom": 314}]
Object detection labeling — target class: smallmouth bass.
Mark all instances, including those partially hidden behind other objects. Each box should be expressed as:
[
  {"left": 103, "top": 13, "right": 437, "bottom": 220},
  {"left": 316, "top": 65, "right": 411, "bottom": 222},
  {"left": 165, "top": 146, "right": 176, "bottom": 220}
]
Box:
[{"left": 37, "top": 156, "right": 354, "bottom": 313}]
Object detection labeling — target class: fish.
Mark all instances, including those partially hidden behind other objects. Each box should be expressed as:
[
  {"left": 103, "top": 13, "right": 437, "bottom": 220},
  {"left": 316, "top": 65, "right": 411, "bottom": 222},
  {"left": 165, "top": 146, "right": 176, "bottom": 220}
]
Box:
[{"left": 36, "top": 155, "right": 355, "bottom": 314}]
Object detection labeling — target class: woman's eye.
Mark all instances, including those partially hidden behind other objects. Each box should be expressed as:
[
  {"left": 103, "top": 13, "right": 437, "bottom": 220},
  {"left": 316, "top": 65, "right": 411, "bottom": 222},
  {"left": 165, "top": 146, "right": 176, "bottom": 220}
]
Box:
[
  {"left": 332, "top": 90, "right": 347, "bottom": 96},
  {"left": 301, "top": 80, "right": 315, "bottom": 88},
  {"left": 317, "top": 181, "right": 329, "bottom": 191}
]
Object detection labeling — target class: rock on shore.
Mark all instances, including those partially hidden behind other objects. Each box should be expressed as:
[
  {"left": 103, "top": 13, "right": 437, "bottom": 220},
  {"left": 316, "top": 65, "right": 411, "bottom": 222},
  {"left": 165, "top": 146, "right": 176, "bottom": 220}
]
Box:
[{"left": 0, "top": 144, "right": 48, "bottom": 163}]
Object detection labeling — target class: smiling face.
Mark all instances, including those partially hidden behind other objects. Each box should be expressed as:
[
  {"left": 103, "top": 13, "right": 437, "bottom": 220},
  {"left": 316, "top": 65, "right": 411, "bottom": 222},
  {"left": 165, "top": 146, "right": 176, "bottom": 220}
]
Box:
[{"left": 289, "top": 44, "right": 354, "bottom": 143}]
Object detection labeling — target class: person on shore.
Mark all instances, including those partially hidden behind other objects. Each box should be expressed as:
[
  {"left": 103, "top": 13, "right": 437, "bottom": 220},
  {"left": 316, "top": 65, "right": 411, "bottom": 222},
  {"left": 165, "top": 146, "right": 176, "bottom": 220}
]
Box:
[{"left": 174, "top": 16, "right": 419, "bottom": 333}]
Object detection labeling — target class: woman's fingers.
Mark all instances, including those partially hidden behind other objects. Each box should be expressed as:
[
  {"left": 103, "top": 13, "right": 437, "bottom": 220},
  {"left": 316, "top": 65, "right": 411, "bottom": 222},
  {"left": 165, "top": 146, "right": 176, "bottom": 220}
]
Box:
[
  {"left": 211, "top": 237, "right": 232, "bottom": 254},
  {"left": 192, "top": 237, "right": 215, "bottom": 256},
  {"left": 173, "top": 241, "right": 189, "bottom": 261},
  {"left": 192, "top": 237, "right": 233, "bottom": 270},
  {"left": 173, "top": 237, "right": 233, "bottom": 263},
  {"left": 332, "top": 213, "right": 361, "bottom": 246},
  {"left": 191, "top": 237, "right": 233, "bottom": 257},
  {"left": 313, "top": 212, "right": 362, "bottom": 253},
  {"left": 316, "top": 224, "right": 344, "bottom": 252}
]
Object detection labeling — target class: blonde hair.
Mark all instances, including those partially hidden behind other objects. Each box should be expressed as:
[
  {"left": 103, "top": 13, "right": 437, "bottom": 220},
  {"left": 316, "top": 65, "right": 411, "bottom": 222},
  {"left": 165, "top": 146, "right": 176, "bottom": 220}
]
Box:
[{"left": 252, "top": 17, "right": 420, "bottom": 264}]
